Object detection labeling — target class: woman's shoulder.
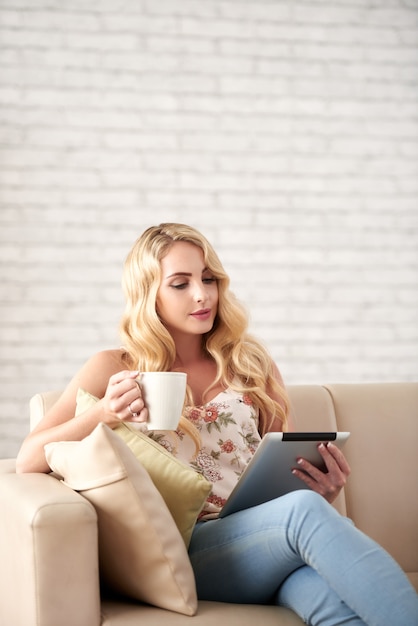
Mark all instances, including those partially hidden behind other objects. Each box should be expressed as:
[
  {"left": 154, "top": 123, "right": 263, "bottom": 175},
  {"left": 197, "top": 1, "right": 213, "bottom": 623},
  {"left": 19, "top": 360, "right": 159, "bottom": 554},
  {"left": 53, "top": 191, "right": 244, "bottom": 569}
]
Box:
[
  {"left": 84, "top": 348, "right": 133, "bottom": 372},
  {"left": 74, "top": 348, "right": 133, "bottom": 395}
]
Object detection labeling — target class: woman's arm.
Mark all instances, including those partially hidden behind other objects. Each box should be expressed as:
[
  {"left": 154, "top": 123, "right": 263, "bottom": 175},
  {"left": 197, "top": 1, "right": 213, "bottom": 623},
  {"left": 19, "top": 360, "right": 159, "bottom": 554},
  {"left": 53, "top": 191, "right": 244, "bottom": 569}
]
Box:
[{"left": 16, "top": 350, "right": 147, "bottom": 474}]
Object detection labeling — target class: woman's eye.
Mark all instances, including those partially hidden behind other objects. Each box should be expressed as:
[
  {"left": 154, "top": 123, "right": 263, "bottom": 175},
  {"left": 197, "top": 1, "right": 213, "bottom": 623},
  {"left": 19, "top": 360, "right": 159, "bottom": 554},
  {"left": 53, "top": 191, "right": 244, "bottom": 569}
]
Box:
[
  {"left": 203, "top": 277, "right": 216, "bottom": 284},
  {"left": 171, "top": 283, "right": 188, "bottom": 290}
]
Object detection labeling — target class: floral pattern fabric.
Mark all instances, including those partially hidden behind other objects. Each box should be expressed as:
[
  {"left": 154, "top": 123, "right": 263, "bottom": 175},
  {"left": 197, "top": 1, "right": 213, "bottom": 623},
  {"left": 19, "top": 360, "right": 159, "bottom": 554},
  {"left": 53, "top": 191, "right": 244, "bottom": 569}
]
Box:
[{"left": 146, "top": 389, "right": 261, "bottom": 519}]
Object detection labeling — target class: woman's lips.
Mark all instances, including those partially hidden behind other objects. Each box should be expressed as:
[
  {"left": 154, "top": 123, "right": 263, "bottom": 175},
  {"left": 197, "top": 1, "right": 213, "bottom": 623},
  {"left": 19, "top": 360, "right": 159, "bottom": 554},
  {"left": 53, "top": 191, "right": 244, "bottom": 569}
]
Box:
[{"left": 190, "top": 309, "right": 211, "bottom": 321}]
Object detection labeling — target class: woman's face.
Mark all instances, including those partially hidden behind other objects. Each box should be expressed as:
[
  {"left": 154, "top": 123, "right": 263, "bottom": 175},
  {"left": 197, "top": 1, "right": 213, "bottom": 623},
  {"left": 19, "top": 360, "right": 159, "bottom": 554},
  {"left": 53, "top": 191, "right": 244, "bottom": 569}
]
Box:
[{"left": 156, "top": 241, "right": 219, "bottom": 339}]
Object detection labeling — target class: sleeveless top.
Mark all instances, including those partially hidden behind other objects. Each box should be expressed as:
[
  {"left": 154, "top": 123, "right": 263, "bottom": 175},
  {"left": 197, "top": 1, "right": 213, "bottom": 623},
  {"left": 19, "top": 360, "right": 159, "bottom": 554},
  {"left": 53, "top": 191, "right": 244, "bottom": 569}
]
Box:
[{"left": 145, "top": 388, "right": 262, "bottom": 519}]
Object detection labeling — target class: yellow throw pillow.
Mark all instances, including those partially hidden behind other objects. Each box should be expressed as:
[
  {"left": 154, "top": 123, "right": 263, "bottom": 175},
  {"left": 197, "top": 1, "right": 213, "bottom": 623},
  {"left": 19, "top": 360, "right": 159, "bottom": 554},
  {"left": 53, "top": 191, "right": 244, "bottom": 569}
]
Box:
[
  {"left": 75, "top": 388, "right": 211, "bottom": 547},
  {"left": 45, "top": 423, "right": 197, "bottom": 616}
]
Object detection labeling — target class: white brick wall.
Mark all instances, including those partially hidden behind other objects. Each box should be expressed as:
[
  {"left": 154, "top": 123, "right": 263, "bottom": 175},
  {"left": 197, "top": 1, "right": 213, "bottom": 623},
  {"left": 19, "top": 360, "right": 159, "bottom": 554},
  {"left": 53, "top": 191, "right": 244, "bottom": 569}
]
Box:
[{"left": 1, "top": 0, "right": 417, "bottom": 457}]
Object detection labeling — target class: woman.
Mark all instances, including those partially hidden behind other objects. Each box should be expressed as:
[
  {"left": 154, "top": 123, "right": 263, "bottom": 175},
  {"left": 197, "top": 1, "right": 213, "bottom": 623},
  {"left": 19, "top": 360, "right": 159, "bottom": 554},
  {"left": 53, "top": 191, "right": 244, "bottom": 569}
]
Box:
[{"left": 17, "top": 223, "right": 417, "bottom": 625}]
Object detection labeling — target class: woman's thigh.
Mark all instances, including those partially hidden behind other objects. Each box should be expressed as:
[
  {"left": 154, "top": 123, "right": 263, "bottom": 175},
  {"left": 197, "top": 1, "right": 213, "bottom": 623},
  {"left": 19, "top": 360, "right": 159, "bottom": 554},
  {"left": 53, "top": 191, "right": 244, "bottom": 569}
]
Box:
[{"left": 188, "top": 493, "right": 311, "bottom": 603}]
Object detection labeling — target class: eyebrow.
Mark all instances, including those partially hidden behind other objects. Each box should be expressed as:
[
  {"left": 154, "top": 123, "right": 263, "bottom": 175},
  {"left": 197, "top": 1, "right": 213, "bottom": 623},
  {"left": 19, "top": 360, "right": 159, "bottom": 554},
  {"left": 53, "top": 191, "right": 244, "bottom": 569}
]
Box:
[
  {"left": 166, "top": 268, "right": 210, "bottom": 279},
  {"left": 166, "top": 272, "right": 192, "bottom": 279}
]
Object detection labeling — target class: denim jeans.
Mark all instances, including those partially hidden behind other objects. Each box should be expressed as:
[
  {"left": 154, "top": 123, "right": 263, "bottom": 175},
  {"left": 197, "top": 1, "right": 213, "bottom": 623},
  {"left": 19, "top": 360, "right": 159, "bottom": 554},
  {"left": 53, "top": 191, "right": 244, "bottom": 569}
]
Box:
[{"left": 188, "top": 490, "right": 418, "bottom": 626}]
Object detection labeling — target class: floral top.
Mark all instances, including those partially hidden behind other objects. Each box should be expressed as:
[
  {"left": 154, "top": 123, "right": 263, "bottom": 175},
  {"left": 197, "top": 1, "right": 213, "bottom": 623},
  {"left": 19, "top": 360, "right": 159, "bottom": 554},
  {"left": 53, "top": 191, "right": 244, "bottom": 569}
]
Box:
[{"left": 146, "top": 388, "right": 261, "bottom": 519}]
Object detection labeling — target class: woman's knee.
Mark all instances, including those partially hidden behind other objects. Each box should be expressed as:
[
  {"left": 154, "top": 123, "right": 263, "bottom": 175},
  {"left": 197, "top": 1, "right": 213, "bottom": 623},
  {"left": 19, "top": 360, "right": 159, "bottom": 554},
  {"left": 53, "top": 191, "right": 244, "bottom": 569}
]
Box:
[
  {"left": 279, "top": 489, "right": 332, "bottom": 516},
  {"left": 268, "top": 489, "right": 345, "bottom": 535}
]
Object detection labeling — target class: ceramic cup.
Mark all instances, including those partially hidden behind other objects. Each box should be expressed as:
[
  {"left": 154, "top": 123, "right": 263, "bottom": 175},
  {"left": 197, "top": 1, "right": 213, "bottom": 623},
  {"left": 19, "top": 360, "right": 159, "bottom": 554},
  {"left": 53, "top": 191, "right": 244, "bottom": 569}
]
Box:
[{"left": 136, "top": 371, "right": 187, "bottom": 430}]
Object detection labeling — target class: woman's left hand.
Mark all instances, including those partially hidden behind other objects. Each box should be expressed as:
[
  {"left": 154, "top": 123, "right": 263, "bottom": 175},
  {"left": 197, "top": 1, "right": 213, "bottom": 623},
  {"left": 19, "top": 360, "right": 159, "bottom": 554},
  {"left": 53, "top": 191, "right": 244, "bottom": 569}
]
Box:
[{"left": 292, "top": 443, "right": 351, "bottom": 503}]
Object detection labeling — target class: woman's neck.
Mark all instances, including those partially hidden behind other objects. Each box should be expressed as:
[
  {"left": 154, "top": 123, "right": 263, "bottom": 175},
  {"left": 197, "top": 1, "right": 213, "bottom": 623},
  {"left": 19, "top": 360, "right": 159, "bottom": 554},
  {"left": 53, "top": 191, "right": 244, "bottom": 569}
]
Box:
[{"left": 172, "top": 335, "right": 207, "bottom": 369}]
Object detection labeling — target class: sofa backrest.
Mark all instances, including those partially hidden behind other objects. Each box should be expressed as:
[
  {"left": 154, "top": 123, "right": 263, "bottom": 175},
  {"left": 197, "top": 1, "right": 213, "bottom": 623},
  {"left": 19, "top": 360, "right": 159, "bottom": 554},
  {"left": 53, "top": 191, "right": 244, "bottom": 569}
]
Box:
[{"left": 324, "top": 382, "right": 418, "bottom": 586}]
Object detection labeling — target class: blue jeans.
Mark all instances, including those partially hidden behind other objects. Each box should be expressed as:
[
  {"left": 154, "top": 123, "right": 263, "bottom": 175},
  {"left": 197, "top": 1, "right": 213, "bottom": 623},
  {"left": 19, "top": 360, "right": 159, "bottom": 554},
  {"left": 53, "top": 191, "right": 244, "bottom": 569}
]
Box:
[{"left": 188, "top": 491, "right": 418, "bottom": 626}]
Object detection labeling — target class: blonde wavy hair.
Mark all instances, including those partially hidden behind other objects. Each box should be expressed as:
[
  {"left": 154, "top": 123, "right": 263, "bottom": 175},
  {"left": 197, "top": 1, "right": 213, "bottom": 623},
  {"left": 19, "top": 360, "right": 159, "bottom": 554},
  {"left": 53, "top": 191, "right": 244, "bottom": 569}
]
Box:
[{"left": 120, "top": 223, "right": 289, "bottom": 436}]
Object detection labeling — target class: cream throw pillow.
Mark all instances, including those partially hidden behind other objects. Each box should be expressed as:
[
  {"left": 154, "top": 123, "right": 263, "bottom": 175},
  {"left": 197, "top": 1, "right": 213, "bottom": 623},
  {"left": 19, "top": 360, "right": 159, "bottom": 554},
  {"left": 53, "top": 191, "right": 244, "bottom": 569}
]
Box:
[
  {"left": 76, "top": 387, "right": 211, "bottom": 547},
  {"left": 45, "top": 423, "right": 197, "bottom": 615}
]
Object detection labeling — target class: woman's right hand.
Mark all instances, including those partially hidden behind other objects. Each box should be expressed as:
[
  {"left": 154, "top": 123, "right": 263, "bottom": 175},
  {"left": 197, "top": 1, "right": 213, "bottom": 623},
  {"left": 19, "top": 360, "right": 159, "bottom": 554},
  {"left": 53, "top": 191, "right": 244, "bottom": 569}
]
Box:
[{"left": 103, "top": 370, "right": 149, "bottom": 425}]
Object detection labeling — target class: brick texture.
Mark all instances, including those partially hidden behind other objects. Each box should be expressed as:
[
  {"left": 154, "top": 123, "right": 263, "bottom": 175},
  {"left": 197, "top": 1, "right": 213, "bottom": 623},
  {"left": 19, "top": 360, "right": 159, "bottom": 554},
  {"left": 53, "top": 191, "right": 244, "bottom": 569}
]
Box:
[{"left": 1, "top": 0, "right": 417, "bottom": 457}]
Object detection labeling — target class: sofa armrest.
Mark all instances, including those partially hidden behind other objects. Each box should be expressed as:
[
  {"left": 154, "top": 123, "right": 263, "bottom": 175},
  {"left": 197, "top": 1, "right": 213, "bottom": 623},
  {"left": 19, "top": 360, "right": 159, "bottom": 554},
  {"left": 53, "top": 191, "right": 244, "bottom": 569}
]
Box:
[
  {"left": 29, "top": 390, "right": 62, "bottom": 430},
  {"left": 0, "top": 472, "right": 101, "bottom": 626}
]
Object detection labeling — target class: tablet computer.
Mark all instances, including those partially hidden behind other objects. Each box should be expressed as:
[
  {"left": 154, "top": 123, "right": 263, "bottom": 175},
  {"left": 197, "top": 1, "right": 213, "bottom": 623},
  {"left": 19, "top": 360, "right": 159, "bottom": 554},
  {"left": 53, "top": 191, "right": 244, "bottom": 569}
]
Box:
[{"left": 219, "top": 431, "right": 350, "bottom": 518}]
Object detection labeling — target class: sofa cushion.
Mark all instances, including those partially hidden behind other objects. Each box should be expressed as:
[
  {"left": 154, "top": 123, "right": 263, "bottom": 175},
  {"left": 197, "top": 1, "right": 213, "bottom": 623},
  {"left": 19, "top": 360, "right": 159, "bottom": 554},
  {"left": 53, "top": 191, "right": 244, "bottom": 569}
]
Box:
[
  {"left": 76, "top": 387, "right": 211, "bottom": 547},
  {"left": 44, "top": 423, "right": 198, "bottom": 616}
]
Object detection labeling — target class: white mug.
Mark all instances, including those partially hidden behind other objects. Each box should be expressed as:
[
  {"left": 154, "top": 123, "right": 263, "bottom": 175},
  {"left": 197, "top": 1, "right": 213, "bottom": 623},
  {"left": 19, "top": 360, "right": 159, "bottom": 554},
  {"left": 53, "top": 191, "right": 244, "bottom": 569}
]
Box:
[{"left": 136, "top": 371, "right": 187, "bottom": 430}]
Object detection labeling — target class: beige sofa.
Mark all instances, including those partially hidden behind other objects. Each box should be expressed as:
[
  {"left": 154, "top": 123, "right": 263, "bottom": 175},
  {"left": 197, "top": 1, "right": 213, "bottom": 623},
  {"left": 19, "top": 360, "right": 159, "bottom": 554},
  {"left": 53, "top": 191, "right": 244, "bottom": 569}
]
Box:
[{"left": 1, "top": 383, "right": 417, "bottom": 626}]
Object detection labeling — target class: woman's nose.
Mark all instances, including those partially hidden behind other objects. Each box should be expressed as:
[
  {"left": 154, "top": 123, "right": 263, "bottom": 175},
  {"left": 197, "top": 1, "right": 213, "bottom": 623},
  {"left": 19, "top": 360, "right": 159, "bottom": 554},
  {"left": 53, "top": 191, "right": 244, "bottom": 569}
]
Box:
[{"left": 194, "top": 285, "right": 206, "bottom": 303}]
